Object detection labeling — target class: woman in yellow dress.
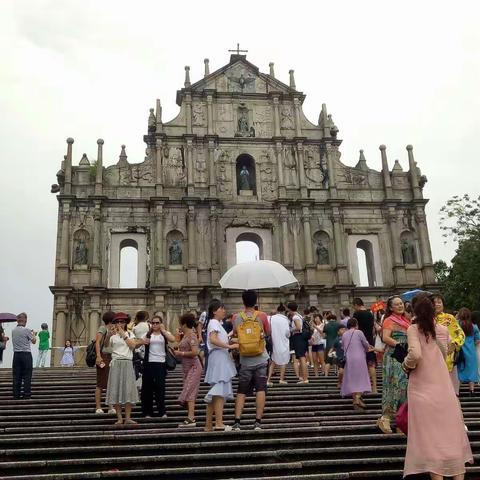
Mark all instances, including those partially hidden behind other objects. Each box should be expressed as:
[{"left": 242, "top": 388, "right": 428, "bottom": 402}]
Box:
[{"left": 432, "top": 294, "right": 465, "bottom": 395}]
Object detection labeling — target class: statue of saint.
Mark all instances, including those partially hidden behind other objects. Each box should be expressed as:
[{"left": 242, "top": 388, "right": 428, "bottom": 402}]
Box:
[
  {"left": 316, "top": 240, "right": 329, "bottom": 265},
  {"left": 239, "top": 165, "right": 250, "bottom": 190},
  {"left": 148, "top": 108, "right": 156, "bottom": 132},
  {"left": 401, "top": 239, "right": 416, "bottom": 264},
  {"left": 169, "top": 240, "right": 182, "bottom": 265},
  {"left": 74, "top": 239, "right": 88, "bottom": 265},
  {"left": 238, "top": 111, "right": 249, "bottom": 134}
]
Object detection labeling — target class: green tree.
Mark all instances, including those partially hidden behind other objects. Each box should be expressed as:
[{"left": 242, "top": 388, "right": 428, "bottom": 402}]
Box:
[{"left": 438, "top": 194, "right": 480, "bottom": 310}]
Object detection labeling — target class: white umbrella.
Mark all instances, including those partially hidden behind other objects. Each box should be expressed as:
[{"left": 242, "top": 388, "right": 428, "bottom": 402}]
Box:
[{"left": 219, "top": 260, "right": 298, "bottom": 290}]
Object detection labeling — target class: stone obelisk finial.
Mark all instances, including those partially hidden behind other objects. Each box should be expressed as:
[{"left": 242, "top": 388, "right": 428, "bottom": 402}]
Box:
[
  {"left": 269, "top": 62, "right": 275, "bottom": 78},
  {"left": 184, "top": 66, "right": 191, "bottom": 88},
  {"left": 289, "top": 69, "right": 296, "bottom": 89},
  {"left": 204, "top": 58, "right": 210, "bottom": 77}
]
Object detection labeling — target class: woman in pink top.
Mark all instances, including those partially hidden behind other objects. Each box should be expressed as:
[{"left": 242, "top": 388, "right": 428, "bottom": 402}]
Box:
[{"left": 402, "top": 294, "right": 472, "bottom": 479}]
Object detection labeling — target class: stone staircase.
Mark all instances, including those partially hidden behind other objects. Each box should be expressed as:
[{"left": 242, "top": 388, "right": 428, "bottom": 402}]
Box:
[{"left": 0, "top": 367, "right": 478, "bottom": 479}]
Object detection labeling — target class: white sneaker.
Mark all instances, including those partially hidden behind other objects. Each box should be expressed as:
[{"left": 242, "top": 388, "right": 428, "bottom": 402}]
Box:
[
  {"left": 95, "top": 409, "right": 104, "bottom": 414},
  {"left": 279, "top": 380, "right": 288, "bottom": 385},
  {"left": 267, "top": 381, "right": 274, "bottom": 387},
  {"left": 107, "top": 408, "right": 116, "bottom": 414}
]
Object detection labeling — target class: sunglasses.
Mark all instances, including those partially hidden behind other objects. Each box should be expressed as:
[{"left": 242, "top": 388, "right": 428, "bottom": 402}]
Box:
[
  {"left": 151, "top": 321, "right": 161, "bottom": 325},
  {"left": 114, "top": 320, "right": 127, "bottom": 324}
]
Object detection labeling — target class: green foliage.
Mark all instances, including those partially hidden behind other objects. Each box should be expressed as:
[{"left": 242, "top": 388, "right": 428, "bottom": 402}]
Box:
[
  {"left": 442, "top": 236, "right": 480, "bottom": 311},
  {"left": 439, "top": 193, "right": 480, "bottom": 243},
  {"left": 433, "top": 260, "right": 449, "bottom": 284},
  {"left": 438, "top": 194, "right": 480, "bottom": 310}
]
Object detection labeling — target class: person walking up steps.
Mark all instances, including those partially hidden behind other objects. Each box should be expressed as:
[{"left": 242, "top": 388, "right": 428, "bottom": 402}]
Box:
[
  {"left": 352, "top": 298, "right": 378, "bottom": 394},
  {"left": 232, "top": 290, "right": 270, "bottom": 431},
  {"left": 457, "top": 307, "right": 480, "bottom": 395},
  {"left": 36, "top": 323, "right": 50, "bottom": 368},
  {"left": 403, "top": 294, "right": 473, "bottom": 479},
  {"left": 267, "top": 303, "right": 290, "bottom": 386}
]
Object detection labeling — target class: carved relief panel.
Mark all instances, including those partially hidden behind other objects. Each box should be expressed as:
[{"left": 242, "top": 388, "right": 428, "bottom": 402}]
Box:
[
  {"left": 215, "top": 148, "right": 233, "bottom": 198},
  {"left": 163, "top": 146, "right": 186, "bottom": 187}
]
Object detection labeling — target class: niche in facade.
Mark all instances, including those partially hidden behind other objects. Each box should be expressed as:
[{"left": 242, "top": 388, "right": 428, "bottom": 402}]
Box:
[
  {"left": 400, "top": 230, "right": 417, "bottom": 265},
  {"left": 236, "top": 154, "right": 257, "bottom": 196},
  {"left": 313, "top": 231, "right": 331, "bottom": 265},
  {"left": 72, "top": 229, "right": 90, "bottom": 269},
  {"left": 166, "top": 230, "right": 184, "bottom": 268}
]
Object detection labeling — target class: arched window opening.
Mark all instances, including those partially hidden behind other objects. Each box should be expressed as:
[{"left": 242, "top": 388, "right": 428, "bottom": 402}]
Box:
[
  {"left": 119, "top": 240, "right": 138, "bottom": 288},
  {"left": 356, "top": 248, "right": 369, "bottom": 286},
  {"left": 236, "top": 154, "right": 257, "bottom": 195},
  {"left": 236, "top": 232, "right": 263, "bottom": 264},
  {"left": 356, "top": 240, "right": 376, "bottom": 287},
  {"left": 236, "top": 241, "right": 260, "bottom": 264}
]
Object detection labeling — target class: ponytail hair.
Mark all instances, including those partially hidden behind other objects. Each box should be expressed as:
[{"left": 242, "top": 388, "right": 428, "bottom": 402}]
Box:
[
  {"left": 458, "top": 307, "right": 473, "bottom": 336},
  {"left": 412, "top": 293, "right": 436, "bottom": 341}
]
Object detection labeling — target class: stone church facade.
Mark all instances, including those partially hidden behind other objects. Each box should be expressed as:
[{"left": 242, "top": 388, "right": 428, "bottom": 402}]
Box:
[{"left": 50, "top": 53, "right": 435, "bottom": 362}]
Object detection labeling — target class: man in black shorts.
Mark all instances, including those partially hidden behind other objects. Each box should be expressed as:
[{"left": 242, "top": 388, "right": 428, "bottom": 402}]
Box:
[{"left": 352, "top": 297, "right": 377, "bottom": 393}]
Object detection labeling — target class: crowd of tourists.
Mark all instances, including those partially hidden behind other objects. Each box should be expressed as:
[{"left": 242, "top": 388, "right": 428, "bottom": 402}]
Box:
[{"left": 3, "top": 291, "right": 478, "bottom": 479}]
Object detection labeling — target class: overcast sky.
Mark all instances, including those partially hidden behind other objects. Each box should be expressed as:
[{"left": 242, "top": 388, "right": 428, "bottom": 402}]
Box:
[{"left": 1, "top": 0, "right": 479, "bottom": 366}]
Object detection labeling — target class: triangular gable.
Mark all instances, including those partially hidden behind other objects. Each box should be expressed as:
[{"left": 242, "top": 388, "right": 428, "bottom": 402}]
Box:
[{"left": 187, "top": 56, "right": 295, "bottom": 96}]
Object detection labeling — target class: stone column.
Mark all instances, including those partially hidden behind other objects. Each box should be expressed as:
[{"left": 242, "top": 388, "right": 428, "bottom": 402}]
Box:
[
  {"left": 416, "top": 208, "right": 435, "bottom": 283},
  {"left": 280, "top": 209, "right": 292, "bottom": 267},
  {"left": 187, "top": 205, "right": 198, "bottom": 284},
  {"left": 206, "top": 94, "right": 214, "bottom": 135},
  {"left": 407, "top": 145, "right": 422, "bottom": 200},
  {"left": 296, "top": 141, "right": 307, "bottom": 198},
  {"left": 185, "top": 92, "right": 192, "bottom": 134},
  {"left": 302, "top": 206, "right": 314, "bottom": 267},
  {"left": 64, "top": 138, "right": 73, "bottom": 195},
  {"left": 272, "top": 96, "right": 281, "bottom": 137},
  {"left": 386, "top": 206, "right": 406, "bottom": 285},
  {"left": 54, "top": 310, "right": 67, "bottom": 366},
  {"left": 275, "top": 142, "right": 286, "bottom": 198},
  {"left": 208, "top": 139, "right": 216, "bottom": 196},
  {"left": 186, "top": 137, "right": 194, "bottom": 195},
  {"left": 209, "top": 205, "right": 220, "bottom": 283},
  {"left": 90, "top": 202, "right": 102, "bottom": 286},
  {"left": 88, "top": 309, "right": 100, "bottom": 343},
  {"left": 94, "top": 139, "right": 104, "bottom": 196},
  {"left": 155, "top": 138, "right": 164, "bottom": 196},
  {"left": 331, "top": 209, "right": 350, "bottom": 284},
  {"left": 155, "top": 205, "right": 165, "bottom": 285},
  {"left": 57, "top": 201, "right": 71, "bottom": 286},
  {"left": 293, "top": 97, "right": 302, "bottom": 137},
  {"left": 325, "top": 145, "right": 338, "bottom": 199},
  {"left": 379, "top": 145, "right": 393, "bottom": 198}
]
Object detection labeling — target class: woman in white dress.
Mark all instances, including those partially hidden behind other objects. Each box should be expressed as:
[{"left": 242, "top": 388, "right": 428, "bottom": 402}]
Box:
[
  {"left": 267, "top": 303, "right": 291, "bottom": 386},
  {"left": 203, "top": 299, "right": 238, "bottom": 431}
]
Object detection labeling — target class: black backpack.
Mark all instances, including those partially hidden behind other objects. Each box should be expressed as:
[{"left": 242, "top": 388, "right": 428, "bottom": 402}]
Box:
[
  {"left": 85, "top": 332, "right": 106, "bottom": 367},
  {"left": 302, "top": 316, "right": 313, "bottom": 341},
  {"left": 85, "top": 340, "right": 97, "bottom": 367}
]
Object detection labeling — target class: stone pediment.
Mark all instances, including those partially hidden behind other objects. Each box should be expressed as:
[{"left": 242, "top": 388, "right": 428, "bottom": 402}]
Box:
[{"left": 177, "top": 56, "right": 295, "bottom": 104}]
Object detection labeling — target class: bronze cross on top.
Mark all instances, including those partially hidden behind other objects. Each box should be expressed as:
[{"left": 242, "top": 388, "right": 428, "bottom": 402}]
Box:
[{"left": 228, "top": 43, "right": 248, "bottom": 55}]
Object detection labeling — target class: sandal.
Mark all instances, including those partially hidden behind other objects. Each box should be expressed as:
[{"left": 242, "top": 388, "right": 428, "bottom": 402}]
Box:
[
  {"left": 124, "top": 419, "right": 137, "bottom": 425},
  {"left": 178, "top": 418, "right": 196, "bottom": 427},
  {"left": 114, "top": 419, "right": 123, "bottom": 425}
]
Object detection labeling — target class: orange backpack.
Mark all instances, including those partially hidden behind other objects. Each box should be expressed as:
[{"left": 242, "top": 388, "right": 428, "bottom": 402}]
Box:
[{"left": 237, "top": 311, "right": 265, "bottom": 357}]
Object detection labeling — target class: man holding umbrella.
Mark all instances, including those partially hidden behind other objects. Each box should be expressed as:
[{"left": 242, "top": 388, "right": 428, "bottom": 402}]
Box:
[{"left": 11, "top": 313, "right": 36, "bottom": 399}]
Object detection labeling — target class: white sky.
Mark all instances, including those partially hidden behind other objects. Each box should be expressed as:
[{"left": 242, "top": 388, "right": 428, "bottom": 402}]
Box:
[{"left": 1, "top": 0, "right": 479, "bottom": 366}]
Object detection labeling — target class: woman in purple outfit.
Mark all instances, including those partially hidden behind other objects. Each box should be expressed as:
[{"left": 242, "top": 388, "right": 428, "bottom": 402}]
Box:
[{"left": 340, "top": 317, "right": 373, "bottom": 410}]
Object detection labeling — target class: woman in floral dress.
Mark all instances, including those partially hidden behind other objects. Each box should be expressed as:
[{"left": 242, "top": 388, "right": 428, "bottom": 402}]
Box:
[
  {"left": 176, "top": 312, "right": 202, "bottom": 427},
  {"left": 377, "top": 296, "right": 411, "bottom": 434}
]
